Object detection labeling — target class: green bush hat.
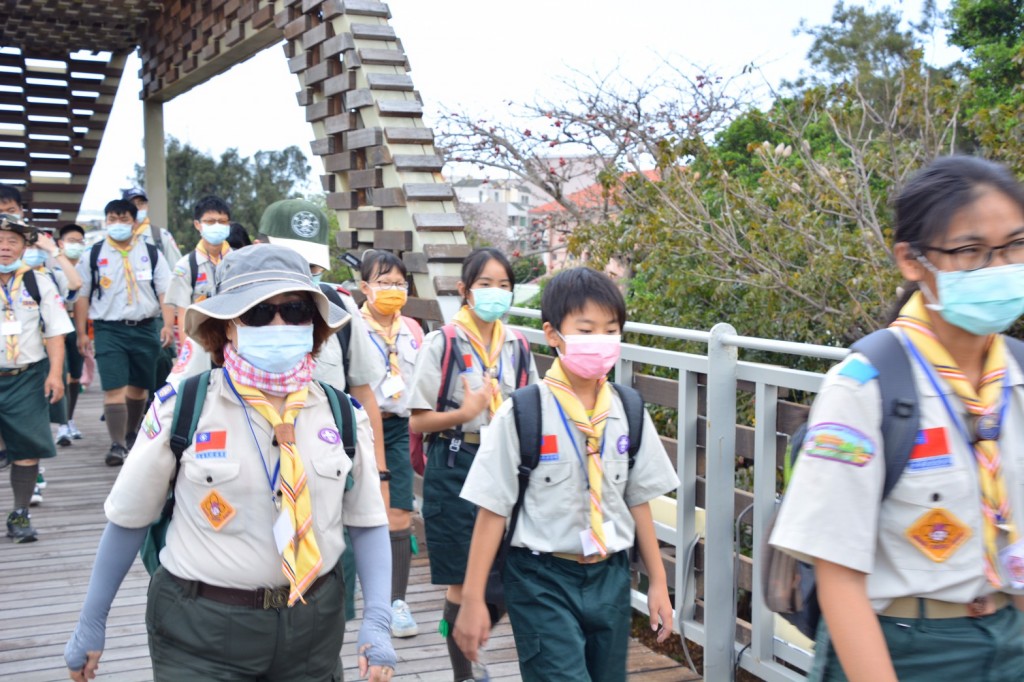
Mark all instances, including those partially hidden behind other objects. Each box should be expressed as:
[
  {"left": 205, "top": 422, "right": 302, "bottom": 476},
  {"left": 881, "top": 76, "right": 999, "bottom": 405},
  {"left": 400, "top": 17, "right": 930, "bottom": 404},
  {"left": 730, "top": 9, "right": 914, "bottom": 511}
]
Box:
[{"left": 259, "top": 199, "right": 330, "bottom": 270}]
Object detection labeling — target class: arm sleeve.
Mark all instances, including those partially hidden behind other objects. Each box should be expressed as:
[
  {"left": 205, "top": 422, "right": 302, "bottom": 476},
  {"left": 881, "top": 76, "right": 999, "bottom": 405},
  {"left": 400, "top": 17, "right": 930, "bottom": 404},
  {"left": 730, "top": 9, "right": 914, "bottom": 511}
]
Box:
[
  {"left": 153, "top": 252, "right": 172, "bottom": 296},
  {"left": 407, "top": 330, "right": 444, "bottom": 411},
  {"left": 460, "top": 399, "right": 519, "bottom": 516},
  {"left": 36, "top": 274, "right": 74, "bottom": 337},
  {"left": 75, "top": 255, "right": 92, "bottom": 301},
  {"left": 164, "top": 255, "right": 193, "bottom": 308},
  {"left": 341, "top": 295, "right": 386, "bottom": 388},
  {"left": 349, "top": 524, "right": 397, "bottom": 669},
  {"left": 623, "top": 409, "right": 680, "bottom": 507}
]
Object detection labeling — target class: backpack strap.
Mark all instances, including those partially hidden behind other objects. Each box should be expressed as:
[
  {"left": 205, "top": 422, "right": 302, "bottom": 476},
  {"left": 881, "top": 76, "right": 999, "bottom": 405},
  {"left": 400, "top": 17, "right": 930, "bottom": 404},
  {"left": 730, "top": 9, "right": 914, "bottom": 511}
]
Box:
[
  {"left": 319, "top": 283, "right": 353, "bottom": 380},
  {"left": 145, "top": 242, "right": 160, "bottom": 298},
  {"left": 436, "top": 324, "right": 466, "bottom": 413},
  {"left": 849, "top": 329, "right": 920, "bottom": 500},
  {"left": 149, "top": 222, "right": 163, "bottom": 252},
  {"left": 89, "top": 241, "right": 103, "bottom": 301},
  {"left": 318, "top": 380, "right": 357, "bottom": 459},
  {"left": 611, "top": 382, "right": 644, "bottom": 468},
  {"left": 22, "top": 269, "right": 40, "bottom": 306},
  {"left": 164, "top": 371, "right": 211, "bottom": 519},
  {"left": 496, "top": 384, "right": 543, "bottom": 569},
  {"left": 510, "top": 328, "right": 531, "bottom": 389},
  {"left": 189, "top": 250, "right": 199, "bottom": 292},
  {"left": 402, "top": 315, "right": 424, "bottom": 347}
]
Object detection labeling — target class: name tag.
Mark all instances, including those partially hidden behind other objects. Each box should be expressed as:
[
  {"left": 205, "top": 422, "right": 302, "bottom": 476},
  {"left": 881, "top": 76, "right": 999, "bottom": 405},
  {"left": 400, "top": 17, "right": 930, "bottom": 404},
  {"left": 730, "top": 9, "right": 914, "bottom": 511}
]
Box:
[
  {"left": 380, "top": 373, "right": 405, "bottom": 398},
  {"left": 1000, "top": 539, "right": 1024, "bottom": 589},
  {"left": 136, "top": 269, "right": 153, "bottom": 281},
  {"left": 273, "top": 511, "right": 293, "bottom": 555},
  {"left": 1, "top": 320, "right": 22, "bottom": 335},
  {"left": 580, "top": 521, "right": 619, "bottom": 556}
]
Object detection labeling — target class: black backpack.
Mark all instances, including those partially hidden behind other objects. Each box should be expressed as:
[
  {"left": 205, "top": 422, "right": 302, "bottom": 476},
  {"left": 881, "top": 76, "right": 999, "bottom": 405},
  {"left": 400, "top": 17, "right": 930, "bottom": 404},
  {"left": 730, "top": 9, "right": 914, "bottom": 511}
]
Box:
[
  {"left": 88, "top": 240, "right": 160, "bottom": 301},
  {"left": 139, "top": 370, "right": 358, "bottom": 575},
  {"left": 483, "top": 382, "right": 645, "bottom": 611},
  {"left": 318, "top": 283, "right": 354, "bottom": 379},
  {"left": 763, "top": 329, "right": 1024, "bottom": 638}
]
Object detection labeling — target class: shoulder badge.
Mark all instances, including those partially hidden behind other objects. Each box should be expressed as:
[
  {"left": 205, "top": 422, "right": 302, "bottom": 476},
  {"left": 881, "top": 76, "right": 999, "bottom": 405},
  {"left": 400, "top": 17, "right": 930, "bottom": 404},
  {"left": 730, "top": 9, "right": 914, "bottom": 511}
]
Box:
[{"left": 837, "top": 357, "right": 879, "bottom": 385}]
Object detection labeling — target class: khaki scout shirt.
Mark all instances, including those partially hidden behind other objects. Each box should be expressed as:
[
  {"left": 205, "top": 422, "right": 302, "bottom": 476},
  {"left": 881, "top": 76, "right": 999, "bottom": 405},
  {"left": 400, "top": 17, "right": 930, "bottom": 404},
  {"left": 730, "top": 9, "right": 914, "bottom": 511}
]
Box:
[
  {"left": 770, "top": 331, "right": 1024, "bottom": 610},
  {"left": 408, "top": 326, "right": 540, "bottom": 434},
  {"left": 0, "top": 270, "right": 73, "bottom": 369},
  {"left": 76, "top": 240, "right": 171, "bottom": 321},
  {"left": 137, "top": 221, "right": 183, "bottom": 266},
  {"left": 364, "top": 316, "right": 421, "bottom": 417},
  {"left": 461, "top": 383, "right": 679, "bottom": 554},
  {"left": 313, "top": 293, "right": 384, "bottom": 391},
  {"left": 165, "top": 250, "right": 219, "bottom": 308},
  {"left": 105, "top": 371, "right": 387, "bottom": 589}
]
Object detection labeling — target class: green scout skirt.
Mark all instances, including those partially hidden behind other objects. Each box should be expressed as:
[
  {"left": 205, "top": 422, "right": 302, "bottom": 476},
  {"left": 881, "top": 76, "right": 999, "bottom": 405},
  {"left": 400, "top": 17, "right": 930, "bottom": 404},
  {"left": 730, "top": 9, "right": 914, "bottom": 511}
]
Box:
[{"left": 421, "top": 436, "right": 480, "bottom": 585}]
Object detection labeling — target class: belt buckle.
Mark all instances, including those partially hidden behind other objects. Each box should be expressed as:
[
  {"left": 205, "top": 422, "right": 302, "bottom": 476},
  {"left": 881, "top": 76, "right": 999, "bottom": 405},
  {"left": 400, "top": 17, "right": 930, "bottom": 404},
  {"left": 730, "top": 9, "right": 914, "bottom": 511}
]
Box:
[
  {"left": 124, "top": 319, "right": 138, "bottom": 327},
  {"left": 967, "top": 596, "right": 990, "bottom": 618},
  {"left": 449, "top": 437, "right": 462, "bottom": 452},
  {"left": 263, "top": 586, "right": 288, "bottom": 609}
]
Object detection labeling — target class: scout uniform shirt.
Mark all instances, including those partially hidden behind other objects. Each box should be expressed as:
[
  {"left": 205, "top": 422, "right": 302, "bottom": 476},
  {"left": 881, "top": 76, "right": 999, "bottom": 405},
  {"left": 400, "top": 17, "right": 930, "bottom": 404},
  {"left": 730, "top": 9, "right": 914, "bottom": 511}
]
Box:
[
  {"left": 75, "top": 240, "right": 171, "bottom": 321},
  {"left": 0, "top": 270, "right": 73, "bottom": 369},
  {"left": 165, "top": 250, "right": 219, "bottom": 308},
  {"left": 408, "top": 326, "right": 540, "bottom": 435},
  {"left": 365, "top": 317, "right": 421, "bottom": 417},
  {"left": 313, "top": 293, "right": 385, "bottom": 391},
  {"left": 105, "top": 371, "right": 389, "bottom": 588},
  {"left": 137, "top": 220, "right": 183, "bottom": 267},
  {"left": 461, "top": 384, "right": 679, "bottom": 553},
  {"left": 770, "top": 334, "right": 1024, "bottom": 611}
]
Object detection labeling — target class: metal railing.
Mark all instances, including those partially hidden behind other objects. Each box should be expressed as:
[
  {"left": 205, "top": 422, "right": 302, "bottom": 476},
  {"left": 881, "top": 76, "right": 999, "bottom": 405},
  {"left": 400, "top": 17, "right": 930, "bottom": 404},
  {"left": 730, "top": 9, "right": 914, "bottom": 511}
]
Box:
[{"left": 508, "top": 306, "right": 850, "bottom": 682}]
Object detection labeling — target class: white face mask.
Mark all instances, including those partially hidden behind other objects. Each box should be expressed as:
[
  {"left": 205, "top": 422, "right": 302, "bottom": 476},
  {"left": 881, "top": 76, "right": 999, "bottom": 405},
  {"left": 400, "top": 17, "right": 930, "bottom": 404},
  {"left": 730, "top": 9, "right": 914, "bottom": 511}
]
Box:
[{"left": 137, "top": 209, "right": 148, "bottom": 222}]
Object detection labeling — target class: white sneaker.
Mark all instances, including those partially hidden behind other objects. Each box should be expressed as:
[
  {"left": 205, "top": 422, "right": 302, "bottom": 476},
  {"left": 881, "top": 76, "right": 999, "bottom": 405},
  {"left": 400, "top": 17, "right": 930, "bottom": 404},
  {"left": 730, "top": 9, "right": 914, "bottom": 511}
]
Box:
[
  {"left": 68, "top": 419, "right": 83, "bottom": 440},
  {"left": 56, "top": 424, "right": 72, "bottom": 447},
  {"left": 30, "top": 486, "right": 42, "bottom": 506},
  {"left": 390, "top": 599, "right": 419, "bottom": 637}
]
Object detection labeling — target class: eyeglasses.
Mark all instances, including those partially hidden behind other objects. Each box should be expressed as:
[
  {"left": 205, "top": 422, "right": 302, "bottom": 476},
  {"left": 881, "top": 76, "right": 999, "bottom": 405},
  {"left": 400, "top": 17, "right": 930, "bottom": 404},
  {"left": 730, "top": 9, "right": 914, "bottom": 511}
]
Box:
[
  {"left": 239, "top": 300, "right": 317, "bottom": 326},
  {"left": 921, "top": 237, "right": 1024, "bottom": 272},
  {"left": 370, "top": 281, "right": 409, "bottom": 291},
  {"left": 199, "top": 218, "right": 231, "bottom": 226}
]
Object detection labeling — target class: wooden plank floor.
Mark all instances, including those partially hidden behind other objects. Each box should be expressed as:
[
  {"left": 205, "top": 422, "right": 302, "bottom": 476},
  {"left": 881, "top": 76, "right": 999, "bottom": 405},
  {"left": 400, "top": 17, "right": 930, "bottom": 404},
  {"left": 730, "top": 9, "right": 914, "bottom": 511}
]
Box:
[{"left": 0, "top": 387, "right": 700, "bottom": 681}]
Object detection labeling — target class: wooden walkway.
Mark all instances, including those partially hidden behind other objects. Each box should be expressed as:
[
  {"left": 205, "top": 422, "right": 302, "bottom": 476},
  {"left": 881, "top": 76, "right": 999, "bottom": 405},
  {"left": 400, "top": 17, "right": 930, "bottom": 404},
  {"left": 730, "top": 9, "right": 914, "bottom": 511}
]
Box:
[{"left": 0, "top": 387, "right": 700, "bottom": 681}]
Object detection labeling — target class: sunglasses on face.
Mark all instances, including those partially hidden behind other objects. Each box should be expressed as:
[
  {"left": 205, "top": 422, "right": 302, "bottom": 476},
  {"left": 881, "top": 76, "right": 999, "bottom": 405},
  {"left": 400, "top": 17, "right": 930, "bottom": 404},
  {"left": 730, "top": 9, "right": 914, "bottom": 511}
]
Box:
[{"left": 239, "top": 300, "right": 317, "bottom": 327}]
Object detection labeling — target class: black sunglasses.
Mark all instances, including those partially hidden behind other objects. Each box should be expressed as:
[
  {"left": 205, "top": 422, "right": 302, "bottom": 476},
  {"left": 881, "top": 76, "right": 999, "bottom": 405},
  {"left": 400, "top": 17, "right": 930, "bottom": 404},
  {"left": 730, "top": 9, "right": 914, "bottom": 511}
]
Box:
[{"left": 239, "top": 300, "right": 317, "bottom": 327}]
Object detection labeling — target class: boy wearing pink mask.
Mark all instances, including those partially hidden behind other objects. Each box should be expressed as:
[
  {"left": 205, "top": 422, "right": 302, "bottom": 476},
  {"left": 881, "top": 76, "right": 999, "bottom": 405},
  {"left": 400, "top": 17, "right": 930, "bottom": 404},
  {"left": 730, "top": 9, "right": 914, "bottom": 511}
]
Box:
[{"left": 453, "top": 266, "right": 679, "bottom": 682}]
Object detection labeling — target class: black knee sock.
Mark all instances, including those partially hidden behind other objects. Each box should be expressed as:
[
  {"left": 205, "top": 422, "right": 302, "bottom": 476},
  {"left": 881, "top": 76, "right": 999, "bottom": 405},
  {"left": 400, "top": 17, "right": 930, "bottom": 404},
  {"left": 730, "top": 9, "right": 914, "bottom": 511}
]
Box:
[
  {"left": 11, "top": 463, "right": 38, "bottom": 510},
  {"left": 390, "top": 526, "right": 413, "bottom": 602},
  {"left": 104, "top": 403, "right": 128, "bottom": 446},
  {"left": 125, "top": 397, "right": 147, "bottom": 436},
  {"left": 443, "top": 598, "right": 473, "bottom": 681},
  {"left": 66, "top": 382, "right": 79, "bottom": 420}
]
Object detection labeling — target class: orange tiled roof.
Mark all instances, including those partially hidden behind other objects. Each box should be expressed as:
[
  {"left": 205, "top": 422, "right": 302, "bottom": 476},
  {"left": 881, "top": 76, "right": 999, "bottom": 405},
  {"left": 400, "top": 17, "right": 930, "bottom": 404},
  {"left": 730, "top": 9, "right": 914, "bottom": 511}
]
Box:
[{"left": 530, "top": 169, "right": 660, "bottom": 214}]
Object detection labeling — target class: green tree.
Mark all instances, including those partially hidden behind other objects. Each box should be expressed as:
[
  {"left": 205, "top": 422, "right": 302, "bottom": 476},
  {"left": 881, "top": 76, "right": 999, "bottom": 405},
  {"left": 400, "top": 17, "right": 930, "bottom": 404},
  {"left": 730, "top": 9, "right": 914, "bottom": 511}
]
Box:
[{"left": 949, "top": 0, "right": 1024, "bottom": 109}]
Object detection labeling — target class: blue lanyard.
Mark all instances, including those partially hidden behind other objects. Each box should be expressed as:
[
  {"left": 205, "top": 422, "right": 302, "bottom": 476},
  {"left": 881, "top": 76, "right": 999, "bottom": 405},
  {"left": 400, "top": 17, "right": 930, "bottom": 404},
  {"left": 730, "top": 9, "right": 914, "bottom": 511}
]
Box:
[
  {"left": 223, "top": 369, "right": 280, "bottom": 505},
  {"left": 367, "top": 330, "right": 398, "bottom": 376},
  {"left": 552, "top": 398, "right": 604, "bottom": 489}
]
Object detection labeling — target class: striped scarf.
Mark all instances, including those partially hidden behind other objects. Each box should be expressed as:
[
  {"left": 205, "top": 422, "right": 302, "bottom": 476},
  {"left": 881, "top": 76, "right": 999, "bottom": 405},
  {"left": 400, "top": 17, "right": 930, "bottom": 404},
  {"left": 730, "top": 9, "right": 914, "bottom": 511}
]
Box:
[
  {"left": 106, "top": 237, "right": 138, "bottom": 305},
  {"left": 360, "top": 303, "right": 403, "bottom": 396},
  {"left": 452, "top": 305, "right": 504, "bottom": 416},
  {"left": 1, "top": 265, "right": 29, "bottom": 362}
]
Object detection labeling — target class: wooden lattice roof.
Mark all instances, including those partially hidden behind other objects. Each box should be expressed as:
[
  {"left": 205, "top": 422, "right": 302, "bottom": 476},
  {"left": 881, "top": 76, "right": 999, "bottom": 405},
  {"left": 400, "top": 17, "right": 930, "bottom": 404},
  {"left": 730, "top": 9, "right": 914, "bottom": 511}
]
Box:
[{"left": 0, "top": 0, "right": 162, "bottom": 59}]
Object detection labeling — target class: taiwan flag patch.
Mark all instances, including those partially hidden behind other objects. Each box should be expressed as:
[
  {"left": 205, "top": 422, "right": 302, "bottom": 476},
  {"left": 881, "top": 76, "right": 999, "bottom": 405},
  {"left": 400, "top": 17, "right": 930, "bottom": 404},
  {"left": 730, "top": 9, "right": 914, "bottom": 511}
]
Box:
[
  {"left": 195, "top": 431, "right": 227, "bottom": 459},
  {"left": 463, "top": 354, "right": 473, "bottom": 368},
  {"left": 907, "top": 427, "right": 953, "bottom": 472},
  {"left": 196, "top": 271, "right": 208, "bottom": 284},
  {"left": 97, "top": 258, "right": 108, "bottom": 267},
  {"left": 539, "top": 434, "right": 559, "bottom": 462}
]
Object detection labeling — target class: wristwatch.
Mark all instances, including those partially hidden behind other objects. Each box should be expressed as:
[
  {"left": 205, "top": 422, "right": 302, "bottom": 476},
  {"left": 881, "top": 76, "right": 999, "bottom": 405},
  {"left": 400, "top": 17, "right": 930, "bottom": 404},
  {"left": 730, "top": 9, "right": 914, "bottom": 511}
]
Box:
[{"left": 379, "top": 470, "right": 393, "bottom": 482}]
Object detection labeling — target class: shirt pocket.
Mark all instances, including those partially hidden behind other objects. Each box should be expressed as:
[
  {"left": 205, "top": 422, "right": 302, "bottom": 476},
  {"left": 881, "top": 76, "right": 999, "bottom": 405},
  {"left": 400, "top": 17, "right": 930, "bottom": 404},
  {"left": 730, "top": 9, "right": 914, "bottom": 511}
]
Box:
[
  {"left": 181, "top": 459, "right": 244, "bottom": 535},
  {"left": 604, "top": 457, "right": 629, "bottom": 496},
  {"left": 526, "top": 461, "right": 574, "bottom": 518},
  {"left": 309, "top": 453, "right": 349, "bottom": 535}
]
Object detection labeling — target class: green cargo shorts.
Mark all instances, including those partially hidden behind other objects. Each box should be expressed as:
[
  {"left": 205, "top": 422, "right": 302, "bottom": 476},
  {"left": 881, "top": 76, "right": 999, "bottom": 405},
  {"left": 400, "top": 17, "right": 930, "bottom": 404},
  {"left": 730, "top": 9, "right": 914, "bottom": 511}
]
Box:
[
  {"left": 93, "top": 319, "right": 160, "bottom": 392},
  {"left": 421, "top": 436, "right": 479, "bottom": 585},
  {"left": 0, "top": 360, "right": 57, "bottom": 461},
  {"left": 383, "top": 416, "right": 414, "bottom": 511}
]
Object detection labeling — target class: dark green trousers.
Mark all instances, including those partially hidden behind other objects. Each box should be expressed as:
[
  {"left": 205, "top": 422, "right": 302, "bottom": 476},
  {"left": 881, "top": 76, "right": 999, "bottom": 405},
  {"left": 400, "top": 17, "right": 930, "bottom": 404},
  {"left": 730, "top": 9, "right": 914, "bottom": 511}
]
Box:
[
  {"left": 146, "top": 565, "right": 346, "bottom": 682},
  {"left": 504, "top": 547, "right": 632, "bottom": 682},
  {"left": 810, "top": 604, "right": 1024, "bottom": 681}
]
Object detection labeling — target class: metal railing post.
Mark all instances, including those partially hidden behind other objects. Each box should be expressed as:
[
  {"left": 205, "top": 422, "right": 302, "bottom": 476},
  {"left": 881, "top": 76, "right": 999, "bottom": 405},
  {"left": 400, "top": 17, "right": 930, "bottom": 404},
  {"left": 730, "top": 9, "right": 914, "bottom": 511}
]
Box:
[
  {"left": 705, "top": 323, "right": 739, "bottom": 681},
  {"left": 752, "top": 382, "right": 781, "bottom": 666}
]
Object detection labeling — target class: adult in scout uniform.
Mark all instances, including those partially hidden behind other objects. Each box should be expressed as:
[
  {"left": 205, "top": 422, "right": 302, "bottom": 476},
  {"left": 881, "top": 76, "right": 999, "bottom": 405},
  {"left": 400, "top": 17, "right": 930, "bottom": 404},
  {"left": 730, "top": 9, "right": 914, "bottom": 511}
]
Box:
[
  {"left": 74, "top": 199, "right": 173, "bottom": 467},
  {"left": 358, "top": 250, "right": 424, "bottom": 638},
  {"left": 0, "top": 213, "right": 73, "bottom": 543},
  {"left": 771, "top": 156, "right": 1024, "bottom": 682},
  {"left": 65, "top": 245, "right": 396, "bottom": 682},
  {"left": 258, "top": 199, "right": 389, "bottom": 623},
  {"left": 121, "top": 186, "right": 182, "bottom": 266},
  {"left": 455, "top": 267, "right": 678, "bottom": 681},
  {"left": 56, "top": 224, "right": 89, "bottom": 441},
  {"left": 408, "top": 247, "right": 539, "bottom": 681},
  {"left": 163, "top": 196, "right": 233, "bottom": 387}
]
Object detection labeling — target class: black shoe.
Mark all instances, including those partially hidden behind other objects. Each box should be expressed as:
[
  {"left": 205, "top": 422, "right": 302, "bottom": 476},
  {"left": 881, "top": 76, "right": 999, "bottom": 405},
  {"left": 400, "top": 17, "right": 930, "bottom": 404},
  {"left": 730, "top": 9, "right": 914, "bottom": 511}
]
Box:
[
  {"left": 125, "top": 431, "right": 137, "bottom": 450},
  {"left": 105, "top": 443, "right": 128, "bottom": 467},
  {"left": 6, "top": 508, "right": 37, "bottom": 543}
]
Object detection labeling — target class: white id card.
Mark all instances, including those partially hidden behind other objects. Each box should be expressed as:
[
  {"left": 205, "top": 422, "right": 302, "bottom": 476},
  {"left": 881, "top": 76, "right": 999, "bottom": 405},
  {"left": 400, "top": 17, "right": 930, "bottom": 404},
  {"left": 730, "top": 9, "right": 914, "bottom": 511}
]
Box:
[
  {"left": 999, "top": 539, "right": 1024, "bottom": 589},
  {"left": 273, "top": 511, "right": 294, "bottom": 555},
  {"left": 580, "top": 521, "right": 619, "bottom": 556},
  {"left": 1, "top": 320, "right": 22, "bottom": 335},
  {"left": 380, "top": 373, "right": 406, "bottom": 398},
  {"left": 136, "top": 269, "right": 153, "bottom": 281}
]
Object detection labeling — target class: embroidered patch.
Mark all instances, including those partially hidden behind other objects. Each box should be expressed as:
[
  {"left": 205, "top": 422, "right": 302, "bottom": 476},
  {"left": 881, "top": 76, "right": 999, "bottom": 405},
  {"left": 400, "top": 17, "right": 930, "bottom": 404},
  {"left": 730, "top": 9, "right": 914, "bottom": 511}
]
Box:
[
  {"left": 97, "top": 258, "right": 108, "bottom": 267},
  {"left": 319, "top": 427, "right": 341, "bottom": 444},
  {"left": 141, "top": 255, "right": 149, "bottom": 263},
  {"left": 411, "top": 338, "right": 420, "bottom": 350},
  {"left": 199, "top": 490, "right": 236, "bottom": 531},
  {"left": 99, "top": 276, "right": 111, "bottom": 289},
  {"left": 142, "top": 406, "right": 161, "bottom": 439},
  {"left": 291, "top": 210, "right": 321, "bottom": 238},
  {"left": 171, "top": 339, "right": 193, "bottom": 374},
  {"left": 802, "top": 422, "right": 875, "bottom": 467},
  {"left": 906, "top": 508, "right": 971, "bottom": 562},
  {"left": 172, "top": 265, "right": 186, "bottom": 277},
  {"left": 156, "top": 383, "right": 176, "bottom": 403},
  {"left": 196, "top": 271, "right": 208, "bottom": 283},
  {"left": 540, "top": 434, "right": 559, "bottom": 462},
  {"left": 195, "top": 431, "right": 226, "bottom": 458},
  {"left": 837, "top": 358, "right": 879, "bottom": 384},
  {"left": 617, "top": 435, "right": 630, "bottom": 455},
  {"left": 907, "top": 427, "right": 953, "bottom": 472}
]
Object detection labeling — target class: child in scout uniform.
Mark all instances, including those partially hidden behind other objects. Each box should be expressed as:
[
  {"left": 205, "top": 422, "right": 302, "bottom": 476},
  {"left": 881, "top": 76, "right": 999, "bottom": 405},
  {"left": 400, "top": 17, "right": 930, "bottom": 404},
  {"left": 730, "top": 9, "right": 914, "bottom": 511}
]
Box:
[
  {"left": 121, "top": 186, "right": 182, "bottom": 266},
  {"left": 771, "top": 156, "right": 1024, "bottom": 682},
  {"left": 73, "top": 199, "right": 173, "bottom": 467},
  {"left": 358, "top": 249, "right": 425, "bottom": 637},
  {"left": 163, "top": 196, "right": 232, "bottom": 386},
  {"left": 64, "top": 245, "right": 397, "bottom": 682},
  {"left": 452, "top": 267, "right": 677, "bottom": 681},
  {"left": 0, "top": 214, "right": 73, "bottom": 543},
  {"left": 408, "top": 247, "right": 539, "bottom": 681},
  {"left": 56, "top": 223, "right": 89, "bottom": 441}
]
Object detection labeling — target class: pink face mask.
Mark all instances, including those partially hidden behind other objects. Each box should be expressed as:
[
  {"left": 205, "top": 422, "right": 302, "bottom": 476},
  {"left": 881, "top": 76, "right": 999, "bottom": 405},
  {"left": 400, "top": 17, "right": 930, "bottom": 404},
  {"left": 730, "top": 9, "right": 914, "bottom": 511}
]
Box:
[{"left": 557, "top": 333, "right": 622, "bottom": 380}]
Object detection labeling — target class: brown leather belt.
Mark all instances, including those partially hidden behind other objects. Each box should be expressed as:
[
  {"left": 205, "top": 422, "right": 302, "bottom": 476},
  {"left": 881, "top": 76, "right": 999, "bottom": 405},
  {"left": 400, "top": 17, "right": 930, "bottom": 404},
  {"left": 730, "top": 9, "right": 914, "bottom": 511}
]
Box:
[
  {"left": 439, "top": 430, "right": 480, "bottom": 444},
  {"left": 0, "top": 366, "right": 27, "bottom": 377},
  {"left": 168, "top": 570, "right": 334, "bottom": 609},
  {"left": 881, "top": 593, "right": 1011, "bottom": 619},
  {"left": 552, "top": 551, "right": 614, "bottom": 565}
]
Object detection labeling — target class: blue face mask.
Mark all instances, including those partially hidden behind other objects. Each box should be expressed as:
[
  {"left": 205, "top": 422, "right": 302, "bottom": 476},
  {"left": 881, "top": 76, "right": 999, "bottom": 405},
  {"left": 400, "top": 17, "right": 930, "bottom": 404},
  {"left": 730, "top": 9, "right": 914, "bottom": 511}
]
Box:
[
  {"left": 310, "top": 272, "right": 323, "bottom": 286},
  {"left": 202, "top": 224, "right": 231, "bottom": 246},
  {"left": 0, "top": 259, "right": 23, "bottom": 274},
  {"left": 470, "top": 287, "right": 513, "bottom": 322},
  {"left": 107, "top": 223, "right": 133, "bottom": 242},
  {"left": 22, "top": 248, "right": 46, "bottom": 268},
  {"left": 137, "top": 209, "right": 148, "bottom": 222},
  {"left": 235, "top": 323, "right": 313, "bottom": 373},
  {"left": 925, "top": 262, "right": 1024, "bottom": 335}
]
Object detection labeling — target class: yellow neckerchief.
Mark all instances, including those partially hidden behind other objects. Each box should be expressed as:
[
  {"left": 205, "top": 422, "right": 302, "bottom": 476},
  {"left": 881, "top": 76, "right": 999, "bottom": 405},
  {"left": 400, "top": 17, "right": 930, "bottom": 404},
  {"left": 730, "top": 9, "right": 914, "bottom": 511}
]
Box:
[
  {"left": 891, "top": 291, "right": 1017, "bottom": 585},
  {"left": 1, "top": 265, "right": 29, "bottom": 362},
  {"left": 360, "top": 302, "right": 403, "bottom": 385},
  {"left": 452, "top": 305, "right": 504, "bottom": 416},
  {"left": 105, "top": 236, "right": 138, "bottom": 305},
  {"left": 132, "top": 218, "right": 152, "bottom": 241},
  {"left": 196, "top": 240, "right": 230, "bottom": 266},
  {"left": 231, "top": 381, "right": 322, "bottom": 605},
  {"left": 543, "top": 357, "right": 613, "bottom": 555}
]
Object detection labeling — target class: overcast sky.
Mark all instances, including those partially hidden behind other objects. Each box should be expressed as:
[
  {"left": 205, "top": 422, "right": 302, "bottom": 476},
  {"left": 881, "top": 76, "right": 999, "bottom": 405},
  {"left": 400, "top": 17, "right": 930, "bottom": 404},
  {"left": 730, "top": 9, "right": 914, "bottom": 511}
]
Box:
[{"left": 80, "top": 0, "right": 959, "bottom": 214}]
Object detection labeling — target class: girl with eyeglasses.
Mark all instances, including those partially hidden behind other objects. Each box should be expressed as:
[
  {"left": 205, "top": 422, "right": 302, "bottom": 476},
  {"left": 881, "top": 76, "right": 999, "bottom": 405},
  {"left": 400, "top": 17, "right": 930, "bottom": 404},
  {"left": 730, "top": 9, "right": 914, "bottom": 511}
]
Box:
[
  {"left": 408, "top": 247, "right": 538, "bottom": 681},
  {"left": 771, "top": 156, "right": 1024, "bottom": 681},
  {"left": 66, "top": 245, "right": 397, "bottom": 682}
]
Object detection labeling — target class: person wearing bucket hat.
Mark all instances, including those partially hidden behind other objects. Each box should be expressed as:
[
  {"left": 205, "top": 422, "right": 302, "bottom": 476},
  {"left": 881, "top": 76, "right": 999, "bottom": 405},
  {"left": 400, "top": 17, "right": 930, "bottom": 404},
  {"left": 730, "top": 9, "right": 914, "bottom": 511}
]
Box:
[
  {"left": 0, "top": 212, "right": 73, "bottom": 543},
  {"left": 121, "top": 186, "right": 182, "bottom": 266},
  {"left": 65, "top": 244, "right": 397, "bottom": 682}
]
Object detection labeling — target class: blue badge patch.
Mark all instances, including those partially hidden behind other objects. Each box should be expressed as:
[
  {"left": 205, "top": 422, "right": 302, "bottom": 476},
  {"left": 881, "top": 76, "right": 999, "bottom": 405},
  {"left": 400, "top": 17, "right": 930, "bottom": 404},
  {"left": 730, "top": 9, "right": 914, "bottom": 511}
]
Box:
[
  {"left": 837, "top": 358, "right": 879, "bottom": 385},
  {"left": 350, "top": 396, "right": 362, "bottom": 410},
  {"left": 156, "top": 383, "right": 176, "bottom": 403},
  {"left": 617, "top": 435, "right": 630, "bottom": 455},
  {"left": 802, "top": 422, "right": 875, "bottom": 467}
]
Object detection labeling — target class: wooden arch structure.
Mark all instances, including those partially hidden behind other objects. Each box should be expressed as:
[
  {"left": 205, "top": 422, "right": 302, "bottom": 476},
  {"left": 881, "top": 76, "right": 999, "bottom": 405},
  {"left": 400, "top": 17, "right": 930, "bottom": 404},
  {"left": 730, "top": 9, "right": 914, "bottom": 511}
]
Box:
[{"left": 1, "top": 0, "right": 466, "bottom": 320}]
